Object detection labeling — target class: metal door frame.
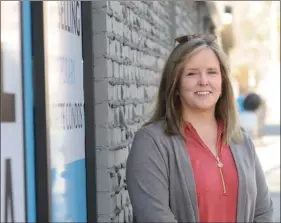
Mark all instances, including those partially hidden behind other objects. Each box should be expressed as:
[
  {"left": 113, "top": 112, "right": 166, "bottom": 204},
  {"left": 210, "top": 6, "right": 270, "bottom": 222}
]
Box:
[{"left": 81, "top": 2, "right": 97, "bottom": 222}]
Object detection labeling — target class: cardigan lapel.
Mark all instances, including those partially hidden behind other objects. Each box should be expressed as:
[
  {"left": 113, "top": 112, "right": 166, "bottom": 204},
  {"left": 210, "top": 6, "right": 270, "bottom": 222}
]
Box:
[
  {"left": 230, "top": 142, "right": 247, "bottom": 222},
  {"left": 174, "top": 135, "right": 199, "bottom": 222}
]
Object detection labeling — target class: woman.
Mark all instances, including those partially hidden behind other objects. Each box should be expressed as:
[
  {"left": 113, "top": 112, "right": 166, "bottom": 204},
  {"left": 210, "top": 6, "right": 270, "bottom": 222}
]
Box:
[{"left": 126, "top": 34, "right": 273, "bottom": 222}]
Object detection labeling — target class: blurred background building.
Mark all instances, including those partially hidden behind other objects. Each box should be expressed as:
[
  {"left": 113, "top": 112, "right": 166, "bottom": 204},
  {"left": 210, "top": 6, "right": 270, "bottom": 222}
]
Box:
[{"left": 227, "top": 1, "right": 280, "bottom": 124}]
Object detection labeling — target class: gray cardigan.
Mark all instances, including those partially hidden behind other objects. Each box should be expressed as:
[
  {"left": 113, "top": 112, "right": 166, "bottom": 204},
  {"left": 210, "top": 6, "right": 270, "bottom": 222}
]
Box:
[{"left": 126, "top": 121, "right": 274, "bottom": 222}]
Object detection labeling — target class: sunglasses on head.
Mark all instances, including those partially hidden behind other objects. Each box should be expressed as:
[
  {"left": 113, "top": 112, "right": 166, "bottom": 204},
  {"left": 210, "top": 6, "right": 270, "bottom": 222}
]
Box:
[{"left": 174, "top": 34, "right": 217, "bottom": 45}]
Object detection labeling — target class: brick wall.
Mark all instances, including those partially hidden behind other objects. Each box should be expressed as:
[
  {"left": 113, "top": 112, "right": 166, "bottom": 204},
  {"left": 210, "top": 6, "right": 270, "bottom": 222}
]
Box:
[{"left": 92, "top": 1, "right": 212, "bottom": 222}]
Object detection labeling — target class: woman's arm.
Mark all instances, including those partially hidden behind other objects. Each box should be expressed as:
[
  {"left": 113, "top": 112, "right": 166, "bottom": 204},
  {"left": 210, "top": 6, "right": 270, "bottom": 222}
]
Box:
[
  {"left": 126, "top": 129, "right": 178, "bottom": 222},
  {"left": 252, "top": 141, "right": 274, "bottom": 222}
]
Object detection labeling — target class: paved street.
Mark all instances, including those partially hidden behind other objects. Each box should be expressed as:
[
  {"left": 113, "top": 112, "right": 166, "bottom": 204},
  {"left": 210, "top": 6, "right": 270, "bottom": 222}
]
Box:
[
  {"left": 256, "top": 124, "right": 280, "bottom": 222},
  {"left": 263, "top": 124, "right": 280, "bottom": 136},
  {"left": 266, "top": 167, "right": 280, "bottom": 222}
]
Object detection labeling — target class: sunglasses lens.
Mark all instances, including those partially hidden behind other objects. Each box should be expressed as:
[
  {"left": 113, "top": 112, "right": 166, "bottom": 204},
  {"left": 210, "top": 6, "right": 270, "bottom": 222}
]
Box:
[{"left": 175, "top": 34, "right": 217, "bottom": 44}]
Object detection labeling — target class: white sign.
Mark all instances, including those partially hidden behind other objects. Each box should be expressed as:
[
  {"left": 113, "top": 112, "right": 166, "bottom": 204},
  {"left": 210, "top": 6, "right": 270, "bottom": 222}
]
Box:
[
  {"left": 1, "top": 2, "right": 26, "bottom": 222},
  {"left": 43, "top": 2, "right": 87, "bottom": 222}
]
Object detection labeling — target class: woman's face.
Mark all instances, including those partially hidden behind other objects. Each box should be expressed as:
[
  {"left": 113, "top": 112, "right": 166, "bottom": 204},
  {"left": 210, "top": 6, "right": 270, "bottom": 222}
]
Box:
[{"left": 178, "top": 47, "right": 222, "bottom": 113}]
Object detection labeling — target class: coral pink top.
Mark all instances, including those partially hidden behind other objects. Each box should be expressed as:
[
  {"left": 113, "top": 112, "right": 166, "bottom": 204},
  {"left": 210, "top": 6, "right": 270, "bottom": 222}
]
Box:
[{"left": 184, "top": 122, "right": 239, "bottom": 222}]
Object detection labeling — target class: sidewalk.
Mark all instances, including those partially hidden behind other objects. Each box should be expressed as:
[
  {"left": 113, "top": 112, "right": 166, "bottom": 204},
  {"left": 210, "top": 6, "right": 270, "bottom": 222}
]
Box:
[{"left": 254, "top": 135, "right": 280, "bottom": 173}]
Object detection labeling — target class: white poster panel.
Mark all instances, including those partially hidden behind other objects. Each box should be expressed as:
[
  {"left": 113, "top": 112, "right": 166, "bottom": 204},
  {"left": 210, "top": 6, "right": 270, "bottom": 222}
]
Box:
[
  {"left": 0, "top": 2, "right": 26, "bottom": 222},
  {"left": 43, "top": 2, "right": 87, "bottom": 222}
]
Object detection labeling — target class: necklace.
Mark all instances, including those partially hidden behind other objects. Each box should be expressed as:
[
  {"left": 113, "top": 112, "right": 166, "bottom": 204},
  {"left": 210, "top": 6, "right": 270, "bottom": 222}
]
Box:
[
  {"left": 215, "top": 151, "right": 226, "bottom": 193},
  {"left": 217, "top": 156, "right": 224, "bottom": 168}
]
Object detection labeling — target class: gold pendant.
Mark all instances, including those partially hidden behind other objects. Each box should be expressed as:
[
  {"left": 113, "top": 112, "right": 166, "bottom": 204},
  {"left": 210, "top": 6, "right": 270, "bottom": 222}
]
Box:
[{"left": 218, "top": 161, "right": 223, "bottom": 168}]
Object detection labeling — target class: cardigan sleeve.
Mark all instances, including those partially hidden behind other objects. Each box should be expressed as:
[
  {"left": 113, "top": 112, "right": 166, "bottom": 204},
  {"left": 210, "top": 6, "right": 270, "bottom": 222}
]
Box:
[
  {"left": 251, "top": 139, "right": 274, "bottom": 222},
  {"left": 126, "top": 129, "right": 178, "bottom": 222}
]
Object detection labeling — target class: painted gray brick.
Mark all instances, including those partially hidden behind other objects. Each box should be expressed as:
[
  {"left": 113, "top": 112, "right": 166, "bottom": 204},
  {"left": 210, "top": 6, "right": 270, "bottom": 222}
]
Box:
[
  {"left": 92, "top": 1, "right": 211, "bottom": 222},
  {"left": 95, "top": 80, "right": 110, "bottom": 103},
  {"left": 96, "top": 168, "right": 113, "bottom": 192},
  {"left": 96, "top": 149, "right": 114, "bottom": 170},
  {"left": 97, "top": 214, "right": 112, "bottom": 223},
  {"left": 93, "top": 56, "right": 108, "bottom": 79},
  {"left": 97, "top": 192, "right": 115, "bottom": 215},
  {"left": 92, "top": 10, "right": 107, "bottom": 34},
  {"left": 95, "top": 126, "right": 111, "bottom": 147}
]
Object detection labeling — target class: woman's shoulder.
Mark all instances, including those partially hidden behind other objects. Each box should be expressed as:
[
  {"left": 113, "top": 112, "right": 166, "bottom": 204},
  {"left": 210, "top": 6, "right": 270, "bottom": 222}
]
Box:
[
  {"left": 133, "top": 120, "right": 175, "bottom": 152},
  {"left": 241, "top": 128, "right": 255, "bottom": 146},
  {"left": 233, "top": 128, "right": 256, "bottom": 159},
  {"left": 129, "top": 120, "right": 171, "bottom": 163},
  {"left": 136, "top": 120, "right": 167, "bottom": 139}
]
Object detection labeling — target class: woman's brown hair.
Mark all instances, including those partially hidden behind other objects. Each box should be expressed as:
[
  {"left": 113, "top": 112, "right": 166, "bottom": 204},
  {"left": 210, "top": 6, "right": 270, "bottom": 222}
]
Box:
[{"left": 146, "top": 35, "right": 243, "bottom": 144}]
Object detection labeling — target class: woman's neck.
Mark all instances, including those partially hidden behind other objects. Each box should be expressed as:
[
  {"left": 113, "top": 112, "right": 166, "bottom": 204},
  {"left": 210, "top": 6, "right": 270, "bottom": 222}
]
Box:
[{"left": 182, "top": 109, "right": 217, "bottom": 128}]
